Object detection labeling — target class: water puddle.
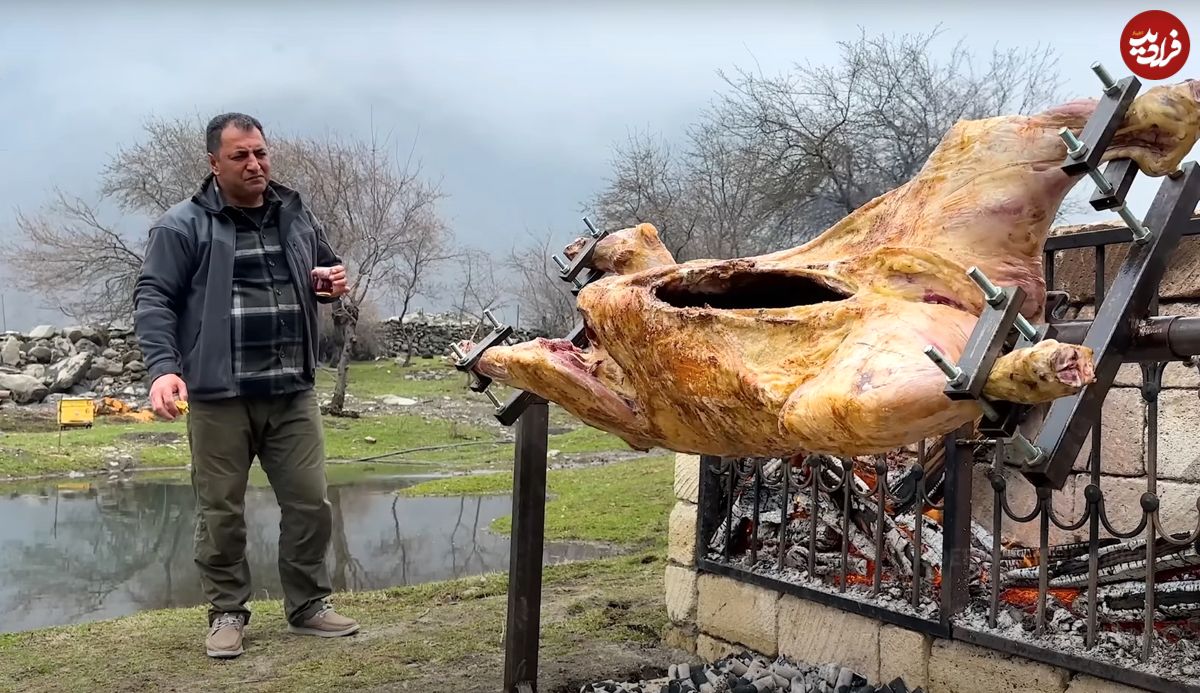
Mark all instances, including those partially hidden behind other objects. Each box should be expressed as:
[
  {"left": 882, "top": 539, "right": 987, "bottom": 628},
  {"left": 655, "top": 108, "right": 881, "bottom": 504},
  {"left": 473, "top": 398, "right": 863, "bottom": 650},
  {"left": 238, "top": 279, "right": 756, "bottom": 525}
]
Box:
[{"left": 0, "top": 469, "right": 620, "bottom": 633}]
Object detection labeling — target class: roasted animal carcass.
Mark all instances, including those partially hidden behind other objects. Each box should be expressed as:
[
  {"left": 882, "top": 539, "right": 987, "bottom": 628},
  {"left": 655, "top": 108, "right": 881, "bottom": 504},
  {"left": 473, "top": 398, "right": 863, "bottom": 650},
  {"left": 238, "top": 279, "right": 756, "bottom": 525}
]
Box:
[{"left": 463, "top": 80, "right": 1200, "bottom": 458}]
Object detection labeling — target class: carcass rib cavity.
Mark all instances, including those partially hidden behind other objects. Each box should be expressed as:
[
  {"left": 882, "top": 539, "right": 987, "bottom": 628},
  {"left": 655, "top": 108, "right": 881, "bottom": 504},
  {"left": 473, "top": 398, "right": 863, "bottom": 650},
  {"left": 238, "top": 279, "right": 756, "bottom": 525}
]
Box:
[{"left": 655, "top": 269, "right": 851, "bottom": 310}]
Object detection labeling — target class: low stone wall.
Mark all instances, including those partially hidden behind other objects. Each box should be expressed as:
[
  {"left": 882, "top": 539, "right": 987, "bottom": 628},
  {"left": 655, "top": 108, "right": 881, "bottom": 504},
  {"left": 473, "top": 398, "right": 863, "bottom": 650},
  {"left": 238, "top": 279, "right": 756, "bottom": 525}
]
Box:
[
  {"left": 377, "top": 318, "right": 545, "bottom": 359},
  {"left": 666, "top": 454, "right": 1145, "bottom": 693},
  {"left": 0, "top": 324, "right": 146, "bottom": 404}
]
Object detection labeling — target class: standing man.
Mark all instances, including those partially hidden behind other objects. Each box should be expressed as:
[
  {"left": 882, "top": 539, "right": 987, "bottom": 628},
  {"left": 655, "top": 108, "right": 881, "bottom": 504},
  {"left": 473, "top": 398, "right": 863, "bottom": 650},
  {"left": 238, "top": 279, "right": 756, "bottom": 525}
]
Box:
[{"left": 133, "top": 113, "right": 360, "bottom": 659}]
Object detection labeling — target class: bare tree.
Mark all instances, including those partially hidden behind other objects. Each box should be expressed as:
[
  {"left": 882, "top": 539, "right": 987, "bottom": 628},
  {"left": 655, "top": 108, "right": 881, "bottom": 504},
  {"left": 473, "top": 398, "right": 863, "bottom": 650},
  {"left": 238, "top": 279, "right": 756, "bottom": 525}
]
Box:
[
  {"left": 3, "top": 191, "right": 145, "bottom": 322},
  {"left": 3, "top": 116, "right": 210, "bottom": 322},
  {"left": 588, "top": 131, "right": 701, "bottom": 260},
  {"left": 713, "top": 27, "right": 1063, "bottom": 240},
  {"left": 452, "top": 247, "right": 505, "bottom": 328},
  {"left": 588, "top": 28, "right": 1064, "bottom": 259},
  {"left": 284, "top": 131, "right": 449, "bottom": 415},
  {"left": 506, "top": 229, "right": 576, "bottom": 336},
  {"left": 389, "top": 226, "right": 459, "bottom": 366},
  {"left": 100, "top": 115, "right": 210, "bottom": 215}
]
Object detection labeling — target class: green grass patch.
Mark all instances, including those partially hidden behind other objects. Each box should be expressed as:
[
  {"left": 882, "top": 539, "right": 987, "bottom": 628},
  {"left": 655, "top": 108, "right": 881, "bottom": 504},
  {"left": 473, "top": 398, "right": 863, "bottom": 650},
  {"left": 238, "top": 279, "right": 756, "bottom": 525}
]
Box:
[
  {"left": 0, "top": 553, "right": 667, "bottom": 693},
  {"left": 315, "top": 358, "right": 469, "bottom": 399},
  {"left": 400, "top": 455, "right": 674, "bottom": 547},
  {"left": 321, "top": 413, "right": 497, "bottom": 462},
  {"left": 0, "top": 419, "right": 189, "bottom": 478},
  {"left": 0, "top": 408, "right": 505, "bottom": 479},
  {"left": 548, "top": 425, "right": 632, "bottom": 455}
]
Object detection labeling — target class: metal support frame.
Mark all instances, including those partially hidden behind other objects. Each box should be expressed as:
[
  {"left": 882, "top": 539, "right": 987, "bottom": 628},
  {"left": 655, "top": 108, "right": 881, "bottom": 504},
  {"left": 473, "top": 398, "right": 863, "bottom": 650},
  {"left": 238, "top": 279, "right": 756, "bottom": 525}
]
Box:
[
  {"left": 1027, "top": 163, "right": 1200, "bottom": 488},
  {"left": 917, "top": 60, "right": 1200, "bottom": 489},
  {"left": 502, "top": 401, "right": 549, "bottom": 693},
  {"left": 447, "top": 218, "right": 610, "bottom": 692}
]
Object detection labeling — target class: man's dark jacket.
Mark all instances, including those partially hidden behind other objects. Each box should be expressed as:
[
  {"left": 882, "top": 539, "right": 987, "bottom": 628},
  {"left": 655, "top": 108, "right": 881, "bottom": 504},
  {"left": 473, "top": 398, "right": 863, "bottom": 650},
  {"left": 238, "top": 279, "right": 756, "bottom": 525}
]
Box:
[{"left": 133, "top": 174, "right": 342, "bottom": 401}]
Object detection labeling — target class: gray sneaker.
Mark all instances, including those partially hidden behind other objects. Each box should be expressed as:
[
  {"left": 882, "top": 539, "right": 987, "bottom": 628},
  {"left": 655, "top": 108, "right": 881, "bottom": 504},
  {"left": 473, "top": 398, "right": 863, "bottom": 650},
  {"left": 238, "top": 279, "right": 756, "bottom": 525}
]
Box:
[
  {"left": 287, "top": 604, "right": 360, "bottom": 638},
  {"left": 206, "top": 613, "right": 246, "bottom": 658}
]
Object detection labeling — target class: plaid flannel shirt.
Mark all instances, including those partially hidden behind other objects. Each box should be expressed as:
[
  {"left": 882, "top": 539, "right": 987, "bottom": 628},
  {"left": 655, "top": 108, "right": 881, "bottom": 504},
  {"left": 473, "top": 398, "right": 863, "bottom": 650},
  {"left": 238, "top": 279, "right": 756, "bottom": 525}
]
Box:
[{"left": 226, "top": 190, "right": 313, "bottom": 398}]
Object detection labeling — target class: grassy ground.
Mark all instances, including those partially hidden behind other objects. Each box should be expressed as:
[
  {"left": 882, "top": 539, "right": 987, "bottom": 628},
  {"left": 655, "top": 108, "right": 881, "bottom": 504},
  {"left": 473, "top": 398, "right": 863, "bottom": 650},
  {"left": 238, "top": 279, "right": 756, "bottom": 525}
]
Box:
[
  {"left": 0, "top": 555, "right": 677, "bottom": 693},
  {"left": 0, "top": 357, "right": 635, "bottom": 480},
  {"left": 402, "top": 455, "right": 675, "bottom": 548},
  {"left": 0, "top": 448, "right": 681, "bottom": 692}
]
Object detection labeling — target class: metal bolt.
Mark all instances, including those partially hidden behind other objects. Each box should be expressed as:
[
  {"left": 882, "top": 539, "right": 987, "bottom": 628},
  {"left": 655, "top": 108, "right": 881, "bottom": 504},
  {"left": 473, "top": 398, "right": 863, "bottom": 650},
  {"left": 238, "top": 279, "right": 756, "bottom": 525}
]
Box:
[
  {"left": 1085, "top": 167, "right": 1115, "bottom": 195},
  {"left": 1058, "top": 128, "right": 1088, "bottom": 160},
  {"left": 583, "top": 217, "right": 601, "bottom": 237},
  {"left": 1014, "top": 315, "right": 1039, "bottom": 342},
  {"left": 967, "top": 266, "right": 1004, "bottom": 307},
  {"left": 1011, "top": 433, "right": 1046, "bottom": 467},
  {"left": 449, "top": 343, "right": 466, "bottom": 360},
  {"left": 924, "top": 345, "right": 965, "bottom": 387},
  {"left": 977, "top": 398, "right": 1000, "bottom": 422},
  {"left": 483, "top": 389, "right": 502, "bottom": 408},
  {"left": 552, "top": 255, "right": 568, "bottom": 272},
  {"left": 483, "top": 309, "right": 500, "bottom": 329},
  {"left": 1091, "top": 62, "right": 1120, "bottom": 96},
  {"left": 1115, "top": 205, "right": 1151, "bottom": 244}
]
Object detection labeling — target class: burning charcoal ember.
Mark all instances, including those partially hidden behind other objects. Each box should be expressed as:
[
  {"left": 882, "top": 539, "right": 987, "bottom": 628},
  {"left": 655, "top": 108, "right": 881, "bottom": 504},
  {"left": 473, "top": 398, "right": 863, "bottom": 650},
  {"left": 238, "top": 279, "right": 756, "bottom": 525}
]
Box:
[
  {"left": 1074, "top": 579, "right": 1200, "bottom": 624},
  {"left": 1002, "top": 535, "right": 1200, "bottom": 589}
]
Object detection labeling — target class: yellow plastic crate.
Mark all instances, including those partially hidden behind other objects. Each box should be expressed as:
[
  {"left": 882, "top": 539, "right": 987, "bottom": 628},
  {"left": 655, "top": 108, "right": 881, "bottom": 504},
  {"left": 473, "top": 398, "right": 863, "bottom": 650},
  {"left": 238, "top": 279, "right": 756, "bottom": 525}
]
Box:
[{"left": 58, "top": 397, "right": 95, "bottom": 428}]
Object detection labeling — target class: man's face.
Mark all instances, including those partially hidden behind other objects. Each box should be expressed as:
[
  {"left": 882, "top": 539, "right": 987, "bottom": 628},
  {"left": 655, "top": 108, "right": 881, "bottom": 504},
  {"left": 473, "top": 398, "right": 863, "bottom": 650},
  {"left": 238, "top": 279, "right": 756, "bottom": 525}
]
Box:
[{"left": 209, "top": 125, "right": 270, "bottom": 202}]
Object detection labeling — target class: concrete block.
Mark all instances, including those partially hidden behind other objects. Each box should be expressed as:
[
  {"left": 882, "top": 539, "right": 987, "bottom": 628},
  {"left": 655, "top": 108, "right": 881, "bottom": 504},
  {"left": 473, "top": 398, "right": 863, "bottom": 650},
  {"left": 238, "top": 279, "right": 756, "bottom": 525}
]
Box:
[
  {"left": 668, "top": 502, "right": 698, "bottom": 566},
  {"left": 1070, "top": 388, "right": 1144, "bottom": 477},
  {"left": 1065, "top": 674, "right": 1146, "bottom": 692},
  {"left": 696, "top": 574, "right": 778, "bottom": 656},
  {"left": 1052, "top": 232, "right": 1200, "bottom": 303},
  {"left": 776, "top": 595, "right": 880, "bottom": 681},
  {"left": 662, "top": 623, "right": 698, "bottom": 655},
  {"left": 665, "top": 564, "right": 698, "bottom": 624},
  {"left": 1157, "top": 390, "right": 1200, "bottom": 481},
  {"left": 695, "top": 633, "right": 740, "bottom": 663},
  {"left": 929, "top": 639, "right": 1069, "bottom": 692},
  {"left": 879, "top": 625, "right": 930, "bottom": 690},
  {"left": 674, "top": 453, "right": 700, "bottom": 503}
]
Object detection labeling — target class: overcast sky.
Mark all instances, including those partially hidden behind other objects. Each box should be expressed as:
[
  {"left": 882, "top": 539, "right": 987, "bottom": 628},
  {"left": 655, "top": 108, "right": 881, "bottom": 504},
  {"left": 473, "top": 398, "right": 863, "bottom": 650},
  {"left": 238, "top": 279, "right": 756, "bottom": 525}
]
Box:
[{"left": 1, "top": 0, "right": 1198, "bottom": 330}]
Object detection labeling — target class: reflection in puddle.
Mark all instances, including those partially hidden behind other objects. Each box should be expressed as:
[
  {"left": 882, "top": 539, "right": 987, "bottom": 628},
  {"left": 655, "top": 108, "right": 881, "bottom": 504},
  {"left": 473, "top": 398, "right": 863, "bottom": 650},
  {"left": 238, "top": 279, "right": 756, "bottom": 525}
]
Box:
[{"left": 0, "top": 473, "right": 619, "bottom": 633}]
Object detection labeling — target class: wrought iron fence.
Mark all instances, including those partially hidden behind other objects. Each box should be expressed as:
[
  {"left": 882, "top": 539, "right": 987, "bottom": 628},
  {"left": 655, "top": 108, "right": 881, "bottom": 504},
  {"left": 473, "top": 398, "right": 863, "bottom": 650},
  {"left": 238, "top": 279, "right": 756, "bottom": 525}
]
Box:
[{"left": 695, "top": 227, "right": 1200, "bottom": 693}]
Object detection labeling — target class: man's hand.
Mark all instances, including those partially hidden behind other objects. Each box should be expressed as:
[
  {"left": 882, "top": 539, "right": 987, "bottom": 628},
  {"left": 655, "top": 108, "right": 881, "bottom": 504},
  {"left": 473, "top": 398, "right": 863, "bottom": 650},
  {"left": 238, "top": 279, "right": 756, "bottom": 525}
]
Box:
[
  {"left": 312, "top": 265, "right": 349, "bottom": 298},
  {"left": 150, "top": 374, "right": 189, "bottom": 421}
]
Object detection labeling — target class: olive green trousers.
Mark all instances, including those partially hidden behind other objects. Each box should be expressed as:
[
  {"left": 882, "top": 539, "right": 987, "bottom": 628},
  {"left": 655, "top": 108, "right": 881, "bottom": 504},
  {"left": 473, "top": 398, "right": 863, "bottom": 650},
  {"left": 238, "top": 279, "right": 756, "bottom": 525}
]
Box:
[{"left": 186, "top": 388, "right": 333, "bottom": 626}]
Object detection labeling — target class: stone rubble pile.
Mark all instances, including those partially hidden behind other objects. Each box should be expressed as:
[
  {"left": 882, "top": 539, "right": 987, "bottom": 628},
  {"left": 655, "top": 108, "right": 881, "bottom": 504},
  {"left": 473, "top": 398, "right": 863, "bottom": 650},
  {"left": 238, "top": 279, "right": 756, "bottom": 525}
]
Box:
[
  {"left": 379, "top": 313, "right": 544, "bottom": 360},
  {"left": 0, "top": 323, "right": 149, "bottom": 405},
  {"left": 0, "top": 314, "right": 547, "bottom": 406},
  {"left": 580, "top": 653, "right": 920, "bottom": 693}
]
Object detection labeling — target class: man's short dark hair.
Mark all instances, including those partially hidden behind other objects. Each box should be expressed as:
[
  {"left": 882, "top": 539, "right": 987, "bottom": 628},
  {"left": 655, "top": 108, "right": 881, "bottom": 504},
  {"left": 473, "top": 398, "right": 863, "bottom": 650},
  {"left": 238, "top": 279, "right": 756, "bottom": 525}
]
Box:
[{"left": 205, "top": 113, "right": 265, "bottom": 154}]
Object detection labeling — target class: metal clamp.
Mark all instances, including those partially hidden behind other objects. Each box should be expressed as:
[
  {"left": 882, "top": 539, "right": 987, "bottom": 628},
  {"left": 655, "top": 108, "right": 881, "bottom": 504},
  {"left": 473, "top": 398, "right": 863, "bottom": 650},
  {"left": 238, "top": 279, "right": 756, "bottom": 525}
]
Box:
[
  {"left": 1059, "top": 61, "right": 1149, "bottom": 242},
  {"left": 925, "top": 266, "right": 1049, "bottom": 463},
  {"left": 550, "top": 216, "right": 609, "bottom": 285},
  {"left": 1060, "top": 129, "right": 1150, "bottom": 243},
  {"left": 449, "top": 310, "right": 517, "bottom": 410},
  {"left": 447, "top": 218, "right": 612, "bottom": 426}
]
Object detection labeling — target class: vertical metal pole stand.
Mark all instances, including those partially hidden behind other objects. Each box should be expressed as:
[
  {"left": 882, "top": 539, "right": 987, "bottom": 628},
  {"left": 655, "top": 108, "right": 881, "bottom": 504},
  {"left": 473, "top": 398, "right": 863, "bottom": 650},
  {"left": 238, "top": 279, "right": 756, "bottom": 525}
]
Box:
[
  {"left": 503, "top": 397, "right": 549, "bottom": 693},
  {"left": 448, "top": 218, "right": 609, "bottom": 691}
]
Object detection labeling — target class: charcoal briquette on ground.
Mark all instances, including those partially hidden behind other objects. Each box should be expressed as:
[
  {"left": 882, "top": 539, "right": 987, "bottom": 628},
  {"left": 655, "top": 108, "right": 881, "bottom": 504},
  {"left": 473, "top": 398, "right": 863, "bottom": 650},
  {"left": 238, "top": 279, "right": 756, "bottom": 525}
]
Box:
[{"left": 582, "top": 654, "right": 910, "bottom": 693}]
